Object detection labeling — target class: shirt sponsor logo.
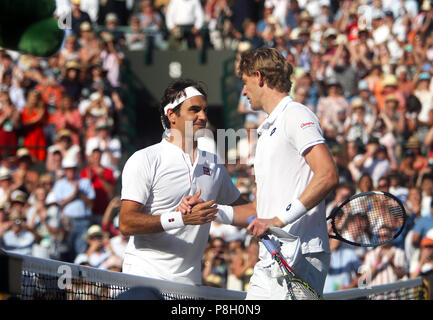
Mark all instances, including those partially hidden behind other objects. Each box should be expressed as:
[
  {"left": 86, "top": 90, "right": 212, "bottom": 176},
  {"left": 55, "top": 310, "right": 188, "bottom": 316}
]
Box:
[
  {"left": 286, "top": 203, "right": 291, "bottom": 211},
  {"left": 270, "top": 127, "right": 276, "bottom": 136},
  {"left": 203, "top": 167, "right": 211, "bottom": 176},
  {"left": 169, "top": 218, "right": 175, "bottom": 223},
  {"left": 300, "top": 122, "right": 315, "bottom": 129}
]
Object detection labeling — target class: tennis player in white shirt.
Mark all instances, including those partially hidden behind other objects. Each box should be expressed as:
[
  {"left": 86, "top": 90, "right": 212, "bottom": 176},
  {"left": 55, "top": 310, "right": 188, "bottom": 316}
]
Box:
[
  {"left": 239, "top": 48, "right": 339, "bottom": 299},
  {"left": 119, "top": 79, "right": 254, "bottom": 285}
]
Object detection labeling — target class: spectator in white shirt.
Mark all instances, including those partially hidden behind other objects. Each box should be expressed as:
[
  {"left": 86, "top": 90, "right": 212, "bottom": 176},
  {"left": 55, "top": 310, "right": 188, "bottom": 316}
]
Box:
[{"left": 165, "top": 0, "right": 205, "bottom": 49}]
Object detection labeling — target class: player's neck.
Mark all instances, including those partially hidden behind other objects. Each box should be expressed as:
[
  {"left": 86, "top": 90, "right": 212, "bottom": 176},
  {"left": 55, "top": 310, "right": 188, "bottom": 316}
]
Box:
[
  {"left": 167, "top": 134, "right": 198, "bottom": 161},
  {"left": 262, "top": 90, "right": 288, "bottom": 115}
]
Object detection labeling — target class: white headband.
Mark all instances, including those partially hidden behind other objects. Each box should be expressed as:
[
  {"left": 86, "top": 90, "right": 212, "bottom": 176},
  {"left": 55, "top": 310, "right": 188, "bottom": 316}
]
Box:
[{"left": 163, "top": 86, "right": 204, "bottom": 115}]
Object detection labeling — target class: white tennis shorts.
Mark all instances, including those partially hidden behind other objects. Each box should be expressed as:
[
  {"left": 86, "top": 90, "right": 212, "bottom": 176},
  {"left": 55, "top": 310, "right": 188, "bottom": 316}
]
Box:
[{"left": 245, "top": 251, "right": 331, "bottom": 300}]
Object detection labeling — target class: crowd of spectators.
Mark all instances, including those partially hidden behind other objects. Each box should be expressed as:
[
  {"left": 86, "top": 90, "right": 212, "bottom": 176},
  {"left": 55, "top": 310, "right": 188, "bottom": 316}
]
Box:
[{"left": 2, "top": 0, "right": 433, "bottom": 296}]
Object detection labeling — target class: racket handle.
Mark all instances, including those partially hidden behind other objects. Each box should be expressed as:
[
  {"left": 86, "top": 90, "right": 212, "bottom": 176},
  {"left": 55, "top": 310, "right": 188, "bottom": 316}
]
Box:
[{"left": 246, "top": 216, "right": 278, "bottom": 254}]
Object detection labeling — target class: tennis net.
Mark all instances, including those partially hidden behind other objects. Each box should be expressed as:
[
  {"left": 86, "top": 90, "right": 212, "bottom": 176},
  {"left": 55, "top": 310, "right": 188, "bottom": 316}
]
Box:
[{"left": 0, "top": 250, "right": 430, "bottom": 300}]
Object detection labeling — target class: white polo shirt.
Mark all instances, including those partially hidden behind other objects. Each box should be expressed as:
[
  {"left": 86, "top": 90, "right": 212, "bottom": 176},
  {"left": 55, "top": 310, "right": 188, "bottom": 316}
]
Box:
[
  {"left": 121, "top": 139, "right": 240, "bottom": 285},
  {"left": 254, "top": 96, "right": 330, "bottom": 255}
]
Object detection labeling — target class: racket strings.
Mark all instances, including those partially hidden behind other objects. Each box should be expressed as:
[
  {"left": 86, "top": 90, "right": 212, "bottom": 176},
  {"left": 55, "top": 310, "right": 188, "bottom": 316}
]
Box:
[
  {"left": 332, "top": 193, "right": 405, "bottom": 246},
  {"left": 274, "top": 254, "right": 321, "bottom": 300}
]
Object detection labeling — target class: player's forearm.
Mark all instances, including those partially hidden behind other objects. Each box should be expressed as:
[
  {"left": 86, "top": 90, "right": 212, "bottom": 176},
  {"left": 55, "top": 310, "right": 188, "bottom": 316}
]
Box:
[
  {"left": 232, "top": 203, "right": 256, "bottom": 227},
  {"left": 298, "top": 169, "right": 338, "bottom": 211},
  {"left": 118, "top": 210, "right": 164, "bottom": 236}
]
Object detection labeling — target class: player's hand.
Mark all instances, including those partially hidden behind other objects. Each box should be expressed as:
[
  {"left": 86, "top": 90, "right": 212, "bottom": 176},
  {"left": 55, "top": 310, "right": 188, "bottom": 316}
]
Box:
[
  {"left": 247, "top": 217, "right": 284, "bottom": 238},
  {"left": 176, "top": 189, "right": 204, "bottom": 214},
  {"left": 182, "top": 200, "right": 218, "bottom": 225}
]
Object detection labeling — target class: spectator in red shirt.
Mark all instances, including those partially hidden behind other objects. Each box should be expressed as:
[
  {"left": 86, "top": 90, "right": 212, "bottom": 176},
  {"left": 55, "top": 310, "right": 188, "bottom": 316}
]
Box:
[{"left": 80, "top": 148, "right": 116, "bottom": 225}]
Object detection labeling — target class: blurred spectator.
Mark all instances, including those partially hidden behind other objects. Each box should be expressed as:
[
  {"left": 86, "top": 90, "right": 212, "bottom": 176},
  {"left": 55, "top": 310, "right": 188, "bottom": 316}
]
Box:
[
  {"left": 46, "top": 129, "right": 81, "bottom": 175},
  {"left": 85, "top": 118, "right": 121, "bottom": 179},
  {"left": 52, "top": 156, "right": 95, "bottom": 262},
  {"left": 0, "top": 94, "right": 20, "bottom": 155},
  {"left": 409, "top": 228, "right": 433, "bottom": 278},
  {"left": 126, "top": 15, "right": 147, "bottom": 51},
  {"left": 60, "top": 60, "right": 83, "bottom": 102},
  {"left": 80, "top": 148, "right": 116, "bottom": 225},
  {"left": 49, "top": 95, "right": 83, "bottom": 146},
  {"left": 323, "top": 237, "right": 361, "bottom": 293},
  {"left": 26, "top": 187, "right": 62, "bottom": 259},
  {"left": 74, "top": 224, "right": 113, "bottom": 268},
  {"left": 59, "top": 35, "right": 80, "bottom": 68},
  {"left": 78, "top": 23, "right": 101, "bottom": 66},
  {"left": 11, "top": 148, "right": 39, "bottom": 196},
  {"left": 325, "top": 183, "right": 354, "bottom": 218},
  {"left": 360, "top": 227, "right": 407, "bottom": 289},
  {"left": 316, "top": 78, "right": 349, "bottom": 142},
  {"left": 166, "top": 0, "right": 205, "bottom": 49},
  {"left": 138, "top": 0, "right": 164, "bottom": 46},
  {"left": 104, "top": 13, "right": 126, "bottom": 46},
  {"left": 70, "top": 0, "right": 93, "bottom": 37},
  {"left": 0, "top": 210, "right": 41, "bottom": 256},
  {"left": 203, "top": 237, "right": 228, "bottom": 288},
  {"left": 227, "top": 237, "right": 259, "bottom": 292},
  {"left": 21, "top": 90, "right": 47, "bottom": 161},
  {"left": 99, "top": 32, "right": 124, "bottom": 91},
  {"left": 0, "top": 167, "right": 13, "bottom": 205}
]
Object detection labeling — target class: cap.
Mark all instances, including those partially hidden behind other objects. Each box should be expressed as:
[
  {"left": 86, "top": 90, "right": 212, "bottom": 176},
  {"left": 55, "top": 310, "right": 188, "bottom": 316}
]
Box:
[
  {"left": 105, "top": 13, "right": 118, "bottom": 23},
  {"left": 62, "top": 156, "right": 78, "bottom": 169},
  {"left": 65, "top": 60, "right": 81, "bottom": 70},
  {"left": 10, "top": 190, "right": 27, "bottom": 204},
  {"left": 406, "top": 136, "right": 421, "bottom": 148},
  {"left": 298, "top": 11, "right": 312, "bottom": 22},
  {"left": 421, "top": 229, "right": 433, "bottom": 247},
  {"left": 56, "top": 129, "right": 72, "bottom": 141},
  {"left": 80, "top": 21, "right": 92, "bottom": 32},
  {"left": 385, "top": 94, "right": 399, "bottom": 103},
  {"left": 382, "top": 74, "right": 398, "bottom": 87},
  {"left": 85, "top": 224, "right": 104, "bottom": 239},
  {"left": 0, "top": 167, "right": 12, "bottom": 181},
  {"left": 16, "top": 148, "right": 31, "bottom": 159},
  {"left": 358, "top": 79, "right": 369, "bottom": 91},
  {"left": 351, "top": 97, "right": 365, "bottom": 109},
  {"left": 419, "top": 72, "right": 431, "bottom": 81},
  {"left": 324, "top": 28, "right": 337, "bottom": 38}
]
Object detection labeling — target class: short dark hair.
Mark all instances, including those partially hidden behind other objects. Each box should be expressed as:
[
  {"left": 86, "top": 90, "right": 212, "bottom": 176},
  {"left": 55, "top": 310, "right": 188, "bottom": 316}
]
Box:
[{"left": 159, "top": 79, "right": 207, "bottom": 130}]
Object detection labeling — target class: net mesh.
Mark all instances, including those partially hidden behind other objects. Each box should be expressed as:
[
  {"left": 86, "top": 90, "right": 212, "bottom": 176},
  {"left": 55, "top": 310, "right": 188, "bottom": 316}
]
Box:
[
  {"left": 331, "top": 192, "right": 406, "bottom": 247},
  {"left": 1, "top": 252, "right": 430, "bottom": 300}
]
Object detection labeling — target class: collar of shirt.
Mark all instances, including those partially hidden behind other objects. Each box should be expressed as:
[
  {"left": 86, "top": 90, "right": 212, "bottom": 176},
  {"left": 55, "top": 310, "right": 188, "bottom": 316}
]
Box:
[{"left": 257, "top": 96, "right": 293, "bottom": 136}]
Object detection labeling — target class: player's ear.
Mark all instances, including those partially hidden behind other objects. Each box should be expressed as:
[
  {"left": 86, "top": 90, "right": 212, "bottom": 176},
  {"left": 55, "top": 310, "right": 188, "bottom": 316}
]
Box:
[
  {"left": 166, "top": 109, "right": 176, "bottom": 125},
  {"left": 256, "top": 71, "right": 264, "bottom": 87}
]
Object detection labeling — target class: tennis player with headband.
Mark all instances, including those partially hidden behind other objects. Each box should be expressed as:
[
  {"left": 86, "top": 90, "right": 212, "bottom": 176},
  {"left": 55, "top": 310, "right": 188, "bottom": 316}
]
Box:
[
  {"left": 238, "top": 48, "right": 339, "bottom": 299},
  {"left": 119, "top": 79, "right": 254, "bottom": 285}
]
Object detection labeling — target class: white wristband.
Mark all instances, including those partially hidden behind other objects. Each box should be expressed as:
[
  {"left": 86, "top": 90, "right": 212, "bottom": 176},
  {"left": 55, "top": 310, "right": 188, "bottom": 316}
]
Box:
[
  {"left": 160, "top": 212, "right": 185, "bottom": 231},
  {"left": 276, "top": 199, "right": 307, "bottom": 226},
  {"left": 215, "top": 205, "right": 234, "bottom": 225}
]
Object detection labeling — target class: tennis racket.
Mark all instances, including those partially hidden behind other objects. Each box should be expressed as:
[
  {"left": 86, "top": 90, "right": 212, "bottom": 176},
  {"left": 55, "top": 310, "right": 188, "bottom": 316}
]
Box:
[
  {"left": 327, "top": 191, "right": 407, "bottom": 247},
  {"left": 247, "top": 217, "right": 321, "bottom": 300}
]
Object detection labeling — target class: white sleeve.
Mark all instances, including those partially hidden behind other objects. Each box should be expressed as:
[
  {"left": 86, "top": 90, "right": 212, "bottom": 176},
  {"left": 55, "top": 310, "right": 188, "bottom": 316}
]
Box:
[
  {"left": 284, "top": 105, "right": 325, "bottom": 156},
  {"left": 165, "top": 0, "right": 176, "bottom": 29},
  {"left": 194, "top": 0, "right": 205, "bottom": 30},
  {"left": 215, "top": 164, "right": 241, "bottom": 205},
  {"left": 121, "top": 151, "right": 152, "bottom": 205}
]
